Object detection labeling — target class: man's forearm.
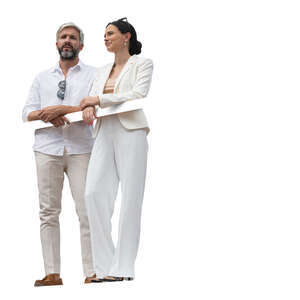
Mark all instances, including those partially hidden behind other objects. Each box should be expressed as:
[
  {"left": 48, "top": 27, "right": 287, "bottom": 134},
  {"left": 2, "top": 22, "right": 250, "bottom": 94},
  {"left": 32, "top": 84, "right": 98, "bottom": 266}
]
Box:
[
  {"left": 59, "top": 105, "right": 81, "bottom": 115},
  {"left": 27, "top": 105, "right": 81, "bottom": 122},
  {"left": 42, "top": 105, "right": 81, "bottom": 116}
]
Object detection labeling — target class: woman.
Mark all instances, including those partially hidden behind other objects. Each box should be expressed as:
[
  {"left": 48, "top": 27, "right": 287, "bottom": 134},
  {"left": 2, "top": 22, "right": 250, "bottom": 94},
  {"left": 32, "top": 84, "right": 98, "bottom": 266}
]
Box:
[{"left": 80, "top": 18, "right": 153, "bottom": 282}]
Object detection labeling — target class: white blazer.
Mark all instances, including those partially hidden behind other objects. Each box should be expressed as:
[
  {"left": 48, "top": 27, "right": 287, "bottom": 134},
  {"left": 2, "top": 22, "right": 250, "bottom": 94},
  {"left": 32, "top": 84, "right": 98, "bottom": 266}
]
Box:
[{"left": 90, "top": 55, "right": 153, "bottom": 135}]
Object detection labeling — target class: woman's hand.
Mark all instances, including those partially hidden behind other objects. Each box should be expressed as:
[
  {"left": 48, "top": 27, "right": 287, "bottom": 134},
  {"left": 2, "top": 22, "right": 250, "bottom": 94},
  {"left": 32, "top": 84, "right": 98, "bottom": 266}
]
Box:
[
  {"left": 82, "top": 106, "right": 96, "bottom": 126},
  {"left": 80, "top": 96, "right": 100, "bottom": 110}
]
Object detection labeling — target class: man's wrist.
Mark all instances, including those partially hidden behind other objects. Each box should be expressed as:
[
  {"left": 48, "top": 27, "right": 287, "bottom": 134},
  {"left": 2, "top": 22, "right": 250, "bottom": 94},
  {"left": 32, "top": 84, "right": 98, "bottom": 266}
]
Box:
[{"left": 60, "top": 105, "right": 81, "bottom": 115}]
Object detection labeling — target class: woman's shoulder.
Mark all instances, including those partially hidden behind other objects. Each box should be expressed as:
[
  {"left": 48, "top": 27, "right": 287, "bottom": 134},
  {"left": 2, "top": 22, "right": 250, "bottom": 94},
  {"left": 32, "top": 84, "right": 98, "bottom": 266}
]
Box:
[
  {"left": 133, "top": 55, "right": 153, "bottom": 66},
  {"left": 131, "top": 56, "right": 153, "bottom": 74}
]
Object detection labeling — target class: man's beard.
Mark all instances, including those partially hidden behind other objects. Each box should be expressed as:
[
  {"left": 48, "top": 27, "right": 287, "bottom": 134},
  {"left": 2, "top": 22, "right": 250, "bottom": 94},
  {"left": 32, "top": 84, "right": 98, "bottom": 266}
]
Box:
[{"left": 58, "top": 44, "right": 80, "bottom": 60}]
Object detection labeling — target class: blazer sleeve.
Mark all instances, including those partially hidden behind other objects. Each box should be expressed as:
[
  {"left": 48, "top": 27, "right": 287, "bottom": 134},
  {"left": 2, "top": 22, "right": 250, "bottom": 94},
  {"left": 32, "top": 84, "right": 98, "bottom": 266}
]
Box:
[{"left": 100, "top": 58, "right": 153, "bottom": 107}]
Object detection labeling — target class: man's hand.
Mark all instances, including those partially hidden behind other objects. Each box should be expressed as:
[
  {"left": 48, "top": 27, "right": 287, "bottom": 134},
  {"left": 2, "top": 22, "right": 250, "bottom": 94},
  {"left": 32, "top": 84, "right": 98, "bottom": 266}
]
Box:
[
  {"left": 39, "top": 105, "right": 63, "bottom": 122},
  {"left": 80, "top": 96, "right": 100, "bottom": 110},
  {"left": 82, "top": 106, "right": 96, "bottom": 126},
  {"left": 50, "top": 116, "right": 70, "bottom": 128}
]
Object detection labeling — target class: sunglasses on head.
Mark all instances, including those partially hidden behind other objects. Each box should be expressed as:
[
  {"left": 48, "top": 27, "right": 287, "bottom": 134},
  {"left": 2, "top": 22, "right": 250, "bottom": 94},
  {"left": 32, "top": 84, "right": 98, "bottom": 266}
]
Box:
[{"left": 117, "top": 17, "right": 131, "bottom": 32}]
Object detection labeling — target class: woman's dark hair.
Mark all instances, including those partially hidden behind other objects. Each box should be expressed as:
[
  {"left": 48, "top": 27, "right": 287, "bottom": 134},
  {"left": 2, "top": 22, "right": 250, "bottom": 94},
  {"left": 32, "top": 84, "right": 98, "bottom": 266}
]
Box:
[{"left": 106, "top": 17, "right": 142, "bottom": 55}]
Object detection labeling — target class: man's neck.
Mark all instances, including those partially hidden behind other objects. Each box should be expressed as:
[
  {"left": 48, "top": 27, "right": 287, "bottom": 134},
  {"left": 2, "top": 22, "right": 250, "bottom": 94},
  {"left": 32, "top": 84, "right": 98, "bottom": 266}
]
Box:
[{"left": 59, "top": 57, "right": 79, "bottom": 77}]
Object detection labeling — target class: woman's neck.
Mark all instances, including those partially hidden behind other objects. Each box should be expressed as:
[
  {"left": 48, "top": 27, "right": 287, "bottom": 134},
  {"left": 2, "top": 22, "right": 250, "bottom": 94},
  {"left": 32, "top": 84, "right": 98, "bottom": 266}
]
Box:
[{"left": 114, "top": 49, "right": 131, "bottom": 67}]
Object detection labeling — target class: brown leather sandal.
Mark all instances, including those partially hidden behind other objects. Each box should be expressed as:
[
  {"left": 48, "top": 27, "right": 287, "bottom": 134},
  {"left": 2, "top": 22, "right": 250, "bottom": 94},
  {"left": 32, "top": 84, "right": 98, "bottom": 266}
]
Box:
[
  {"left": 34, "top": 273, "right": 63, "bottom": 287},
  {"left": 84, "top": 274, "right": 97, "bottom": 284}
]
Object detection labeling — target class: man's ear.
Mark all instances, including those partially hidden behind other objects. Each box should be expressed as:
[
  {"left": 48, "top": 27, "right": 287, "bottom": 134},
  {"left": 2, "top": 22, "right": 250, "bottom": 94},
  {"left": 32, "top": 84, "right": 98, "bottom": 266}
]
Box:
[
  {"left": 79, "top": 44, "right": 84, "bottom": 52},
  {"left": 56, "top": 42, "right": 58, "bottom": 50}
]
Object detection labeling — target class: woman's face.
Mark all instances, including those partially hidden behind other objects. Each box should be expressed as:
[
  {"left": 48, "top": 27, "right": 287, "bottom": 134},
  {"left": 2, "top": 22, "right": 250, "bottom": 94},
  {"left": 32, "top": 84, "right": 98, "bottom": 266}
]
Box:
[{"left": 104, "top": 24, "right": 129, "bottom": 53}]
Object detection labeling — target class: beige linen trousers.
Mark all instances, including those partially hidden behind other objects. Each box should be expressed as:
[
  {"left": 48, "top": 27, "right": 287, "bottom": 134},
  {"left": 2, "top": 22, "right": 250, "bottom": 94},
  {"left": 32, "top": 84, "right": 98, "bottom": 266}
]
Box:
[{"left": 35, "top": 151, "right": 94, "bottom": 276}]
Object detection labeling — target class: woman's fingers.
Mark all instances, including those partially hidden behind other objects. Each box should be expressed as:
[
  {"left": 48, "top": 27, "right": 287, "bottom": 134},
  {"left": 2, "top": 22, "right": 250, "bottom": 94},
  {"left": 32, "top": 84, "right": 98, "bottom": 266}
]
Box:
[
  {"left": 83, "top": 110, "right": 91, "bottom": 124},
  {"left": 88, "top": 110, "right": 94, "bottom": 125},
  {"left": 82, "top": 111, "right": 88, "bottom": 124},
  {"left": 82, "top": 107, "right": 95, "bottom": 124}
]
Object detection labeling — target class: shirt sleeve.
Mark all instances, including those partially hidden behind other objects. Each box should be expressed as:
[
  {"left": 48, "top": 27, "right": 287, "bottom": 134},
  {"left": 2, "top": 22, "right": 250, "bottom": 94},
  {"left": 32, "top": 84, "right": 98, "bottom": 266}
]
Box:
[
  {"left": 22, "top": 76, "right": 41, "bottom": 122},
  {"left": 99, "top": 58, "right": 153, "bottom": 107}
]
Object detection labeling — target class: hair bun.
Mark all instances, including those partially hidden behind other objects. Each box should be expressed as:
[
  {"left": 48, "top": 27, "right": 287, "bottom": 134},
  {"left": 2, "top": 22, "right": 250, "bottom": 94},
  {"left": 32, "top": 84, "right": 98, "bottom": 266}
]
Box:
[
  {"left": 130, "top": 40, "right": 142, "bottom": 55},
  {"left": 135, "top": 41, "right": 142, "bottom": 54}
]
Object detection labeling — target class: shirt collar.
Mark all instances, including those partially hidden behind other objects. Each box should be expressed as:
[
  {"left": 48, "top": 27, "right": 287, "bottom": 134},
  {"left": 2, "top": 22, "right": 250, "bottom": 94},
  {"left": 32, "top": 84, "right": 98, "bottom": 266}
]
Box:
[{"left": 51, "top": 60, "right": 84, "bottom": 73}]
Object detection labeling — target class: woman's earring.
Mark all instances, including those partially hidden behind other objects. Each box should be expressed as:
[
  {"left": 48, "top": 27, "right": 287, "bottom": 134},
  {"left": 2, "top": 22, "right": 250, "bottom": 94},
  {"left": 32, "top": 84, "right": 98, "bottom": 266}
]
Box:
[{"left": 124, "top": 41, "right": 127, "bottom": 46}]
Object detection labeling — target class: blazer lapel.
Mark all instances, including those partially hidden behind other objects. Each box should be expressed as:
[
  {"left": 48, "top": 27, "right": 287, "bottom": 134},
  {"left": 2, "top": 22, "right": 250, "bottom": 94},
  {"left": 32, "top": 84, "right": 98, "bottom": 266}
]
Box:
[
  {"left": 114, "top": 55, "right": 137, "bottom": 91},
  {"left": 98, "top": 63, "right": 114, "bottom": 94}
]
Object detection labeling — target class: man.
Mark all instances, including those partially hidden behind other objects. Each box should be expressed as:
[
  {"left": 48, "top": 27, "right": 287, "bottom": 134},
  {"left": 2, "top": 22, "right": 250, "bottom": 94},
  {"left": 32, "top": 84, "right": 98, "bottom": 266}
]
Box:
[{"left": 22, "top": 23, "right": 96, "bottom": 286}]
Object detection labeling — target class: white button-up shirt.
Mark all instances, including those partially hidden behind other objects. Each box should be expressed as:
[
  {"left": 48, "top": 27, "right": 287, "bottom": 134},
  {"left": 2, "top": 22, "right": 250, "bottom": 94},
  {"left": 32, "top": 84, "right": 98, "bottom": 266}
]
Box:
[{"left": 23, "top": 60, "right": 96, "bottom": 156}]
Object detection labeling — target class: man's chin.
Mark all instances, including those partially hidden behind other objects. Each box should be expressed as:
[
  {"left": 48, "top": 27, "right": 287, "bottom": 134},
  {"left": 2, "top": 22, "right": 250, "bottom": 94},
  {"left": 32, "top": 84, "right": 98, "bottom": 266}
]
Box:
[
  {"left": 60, "top": 51, "right": 76, "bottom": 60},
  {"left": 61, "top": 55, "right": 76, "bottom": 60}
]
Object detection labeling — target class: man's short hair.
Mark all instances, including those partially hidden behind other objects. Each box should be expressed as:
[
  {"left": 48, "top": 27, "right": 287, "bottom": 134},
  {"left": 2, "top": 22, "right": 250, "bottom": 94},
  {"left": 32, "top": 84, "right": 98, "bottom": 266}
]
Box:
[{"left": 56, "top": 22, "right": 84, "bottom": 45}]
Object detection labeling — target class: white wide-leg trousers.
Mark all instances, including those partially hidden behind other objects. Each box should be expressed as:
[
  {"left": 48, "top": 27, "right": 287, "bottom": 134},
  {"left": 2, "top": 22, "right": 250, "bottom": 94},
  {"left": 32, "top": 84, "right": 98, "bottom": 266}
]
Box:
[
  {"left": 35, "top": 151, "right": 94, "bottom": 276},
  {"left": 85, "top": 115, "right": 148, "bottom": 279}
]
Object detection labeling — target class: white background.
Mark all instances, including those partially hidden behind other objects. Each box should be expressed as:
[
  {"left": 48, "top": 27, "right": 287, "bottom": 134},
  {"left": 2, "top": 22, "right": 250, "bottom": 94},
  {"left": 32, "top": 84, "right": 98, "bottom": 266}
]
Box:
[{"left": 0, "top": 0, "right": 299, "bottom": 299}]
